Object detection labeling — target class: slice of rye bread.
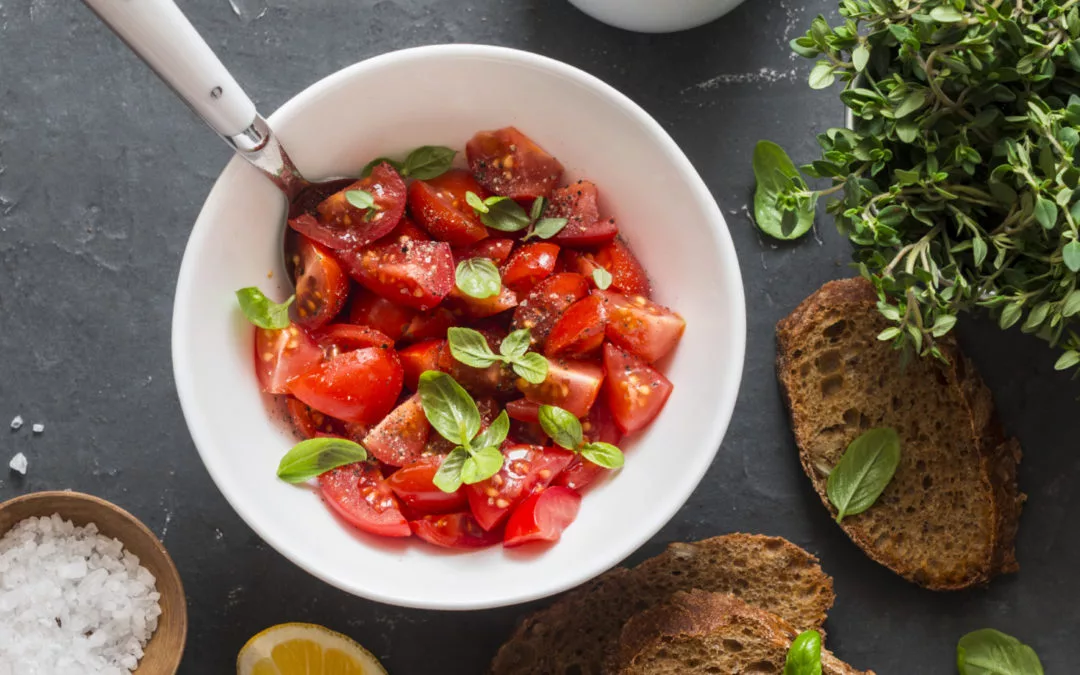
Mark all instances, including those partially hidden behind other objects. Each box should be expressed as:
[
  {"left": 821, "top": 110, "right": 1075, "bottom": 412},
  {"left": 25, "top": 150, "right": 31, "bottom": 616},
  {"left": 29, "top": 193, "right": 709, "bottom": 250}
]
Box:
[
  {"left": 776, "top": 277, "right": 1025, "bottom": 590},
  {"left": 614, "top": 590, "right": 873, "bottom": 675},
  {"left": 490, "top": 534, "right": 835, "bottom": 675}
]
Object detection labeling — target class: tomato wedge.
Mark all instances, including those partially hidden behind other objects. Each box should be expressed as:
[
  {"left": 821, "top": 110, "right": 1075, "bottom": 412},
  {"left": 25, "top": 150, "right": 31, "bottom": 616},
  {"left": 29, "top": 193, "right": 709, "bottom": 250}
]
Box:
[
  {"left": 603, "top": 343, "right": 673, "bottom": 435},
  {"left": 466, "top": 127, "right": 564, "bottom": 200},
  {"left": 446, "top": 284, "right": 519, "bottom": 320},
  {"left": 545, "top": 293, "right": 608, "bottom": 358},
  {"left": 402, "top": 308, "right": 455, "bottom": 342},
  {"left": 505, "top": 398, "right": 541, "bottom": 423},
  {"left": 511, "top": 273, "right": 590, "bottom": 348},
  {"left": 319, "top": 462, "right": 410, "bottom": 538},
  {"left": 288, "top": 347, "right": 403, "bottom": 425},
  {"left": 501, "top": 242, "right": 560, "bottom": 295},
  {"left": 255, "top": 323, "right": 323, "bottom": 395},
  {"left": 545, "top": 181, "right": 618, "bottom": 247},
  {"left": 286, "top": 397, "right": 348, "bottom": 439},
  {"left": 315, "top": 324, "right": 394, "bottom": 357},
  {"left": 399, "top": 339, "right": 451, "bottom": 390},
  {"left": 410, "top": 512, "right": 503, "bottom": 549},
  {"left": 363, "top": 394, "right": 430, "bottom": 466},
  {"left": 348, "top": 291, "right": 416, "bottom": 341},
  {"left": 600, "top": 291, "right": 686, "bottom": 363},
  {"left": 286, "top": 233, "right": 350, "bottom": 329},
  {"left": 457, "top": 238, "right": 515, "bottom": 266},
  {"left": 289, "top": 163, "right": 406, "bottom": 250},
  {"left": 341, "top": 234, "right": 454, "bottom": 311},
  {"left": 517, "top": 358, "right": 604, "bottom": 418},
  {"left": 594, "top": 237, "right": 651, "bottom": 298},
  {"left": 464, "top": 445, "right": 575, "bottom": 531},
  {"left": 387, "top": 456, "right": 468, "bottom": 515},
  {"left": 503, "top": 486, "right": 582, "bottom": 548},
  {"left": 408, "top": 169, "right": 490, "bottom": 247}
]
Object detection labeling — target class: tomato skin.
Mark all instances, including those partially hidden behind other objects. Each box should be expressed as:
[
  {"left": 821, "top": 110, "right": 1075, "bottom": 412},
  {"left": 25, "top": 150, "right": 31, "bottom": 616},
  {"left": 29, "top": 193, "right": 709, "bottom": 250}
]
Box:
[
  {"left": 544, "top": 293, "right": 608, "bottom": 359},
  {"left": 511, "top": 273, "right": 590, "bottom": 348},
  {"left": 410, "top": 512, "right": 503, "bottom": 549},
  {"left": 501, "top": 242, "right": 560, "bottom": 295},
  {"left": 445, "top": 284, "right": 519, "bottom": 320},
  {"left": 399, "top": 339, "right": 451, "bottom": 390},
  {"left": 599, "top": 291, "right": 686, "bottom": 363},
  {"left": 287, "top": 396, "right": 349, "bottom": 439},
  {"left": 319, "top": 462, "right": 410, "bottom": 538},
  {"left": 387, "top": 456, "right": 468, "bottom": 515},
  {"left": 505, "top": 398, "right": 541, "bottom": 424},
  {"left": 517, "top": 358, "right": 605, "bottom": 419},
  {"left": 545, "top": 181, "right": 618, "bottom": 247},
  {"left": 255, "top": 323, "right": 323, "bottom": 395},
  {"left": 403, "top": 308, "right": 455, "bottom": 342},
  {"left": 465, "top": 445, "right": 575, "bottom": 531},
  {"left": 290, "top": 163, "right": 406, "bottom": 250},
  {"left": 466, "top": 127, "right": 564, "bottom": 200},
  {"left": 288, "top": 347, "right": 404, "bottom": 425},
  {"left": 594, "top": 237, "right": 651, "bottom": 298},
  {"left": 314, "top": 324, "right": 395, "bottom": 357},
  {"left": 286, "top": 233, "right": 350, "bottom": 329},
  {"left": 408, "top": 170, "right": 490, "bottom": 247},
  {"left": 341, "top": 235, "right": 454, "bottom": 311},
  {"left": 348, "top": 291, "right": 416, "bottom": 341},
  {"left": 603, "top": 343, "right": 674, "bottom": 435},
  {"left": 503, "top": 486, "right": 582, "bottom": 548},
  {"left": 457, "top": 238, "right": 515, "bottom": 267},
  {"left": 363, "top": 394, "right": 430, "bottom": 466}
]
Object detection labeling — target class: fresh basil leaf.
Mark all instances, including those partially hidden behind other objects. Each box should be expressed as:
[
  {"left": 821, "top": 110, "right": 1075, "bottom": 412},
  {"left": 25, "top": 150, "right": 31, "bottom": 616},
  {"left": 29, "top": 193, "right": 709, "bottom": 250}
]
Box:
[
  {"left": 433, "top": 447, "right": 469, "bottom": 493},
  {"left": 499, "top": 329, "right": 532, "bottom": 359},
  {"left": 826, "top": 427, "right": 901, "bottom": 522},
  {"left": 345, "top": 189, "right": 376, "bottom": 210},
  {"left": 473, "top": 410, "right": 510, "bottom": 451},
  {"left": 418, "top": 371, "right": 481, "bottom": 446},
  {"left": 1063, "top": 240, "right": 1080, "bottom": 272},
  {"left": 361, "top": 157, "right": 404, "bottom": 177},
  {"left": 538, "top": 405, "right": 583, "bottom": 450},
  {"left": 957, "top": 629, "right": 1043, "bottom": 675},
  {"left": 455, "top": 258, "right": 502, "bottom": 299},
  {"left": 531, "top": 217, "right": 569, "bottom": 240},
  {"left": 753, "top": 141, "right": 815, "bottom": 241},
  {"left": 402, "top": 145, "right": 456, "bottom": 180},
  {"left": 480, "top": 198, "right": 532, "bottom": 232},
  {"left": 236, "top": 288, "right": 294, "bottom": 330},
  {"left": 530, "top": 197, "right": 546, "bottom": 221},
  {"left": 783, "top": 630, "right": 822, "bottom": 675},
  {"left": 466, "top": 190, "right": 489, "bottom": 214},
  {"left": 580, "top": 442, "right": 624, "bottom": 469},
  {"left": 447, "top": 327, "right": 500, "bottom": 368},
  {"left": 592, "top": 266, "right": 613, "bottom": 290},
  {"left": 276, "top": 437, "right": 367, "bottom": 483},
  {"left": 511, "top": 352, "right": 549, "bottom": 385},
  {"left": 462, "top": 445, "right": 505, "bottom": 484}
]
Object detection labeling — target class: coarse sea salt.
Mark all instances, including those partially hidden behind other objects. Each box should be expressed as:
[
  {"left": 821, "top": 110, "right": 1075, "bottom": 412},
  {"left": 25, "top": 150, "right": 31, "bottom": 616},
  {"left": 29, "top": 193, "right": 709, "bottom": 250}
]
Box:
[
  {"left": 8, "top": 453, "right": 26, "bottom": 475},
  {"left": 0, "top": 514, "right": 162, "bottom": 675}
]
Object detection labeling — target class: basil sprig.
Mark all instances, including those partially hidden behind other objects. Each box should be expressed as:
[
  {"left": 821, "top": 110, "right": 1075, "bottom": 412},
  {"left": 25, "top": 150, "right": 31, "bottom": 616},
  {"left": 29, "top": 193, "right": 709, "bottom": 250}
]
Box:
[
  {"left": 592, "top": 266, "right": 613, "bottom": 290},
  {"left": 783, "top": 630, "right": 822, "bottom": 675},
  {"left": 344, "top": 189, "right": 381, "bottom": 222},
  {"left": 538, "top": 405, "right": 625, "bottom": 469},
  {"left": 466, "top": 192, "right": 568, "bottom": 239},
  {"left": 447, "top": 327, "right": 549, "bottom": 385},
  {"left": 957, "top": 629, "right": 1043, "bottom": 675},
  {"left": 455, "top": 258, "right": 502, "bottom": 299},
  {"left": 276, "top": 437, "right": 368, "bottom": 483},
  {"left": 826, "top": 427, "right": 901, "bottom": 523},
  {"left": 752, "top": 140, "right": 816, "bottom": 241},
  {"left": 418, "top": 371, "right": 510, "bottom": 492},
  {"left": 361, "top": 145, "right": 456, "bottom": 180},
  {"left": 236, "top": 287, "right": 294, "bottom": 330}
]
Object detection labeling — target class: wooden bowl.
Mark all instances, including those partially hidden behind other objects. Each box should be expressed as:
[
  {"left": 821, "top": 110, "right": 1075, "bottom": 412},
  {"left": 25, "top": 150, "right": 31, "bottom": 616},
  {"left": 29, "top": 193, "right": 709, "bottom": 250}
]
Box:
[{"left": 0, "top": 491, "right": 188, "bottom": 673}]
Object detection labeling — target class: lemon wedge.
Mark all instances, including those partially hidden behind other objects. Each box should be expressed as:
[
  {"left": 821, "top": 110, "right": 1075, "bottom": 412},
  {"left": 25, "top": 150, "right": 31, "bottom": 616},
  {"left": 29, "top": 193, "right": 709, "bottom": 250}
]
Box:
[{"left": 237, "top": 622, "right": 388, "bottom": 675}]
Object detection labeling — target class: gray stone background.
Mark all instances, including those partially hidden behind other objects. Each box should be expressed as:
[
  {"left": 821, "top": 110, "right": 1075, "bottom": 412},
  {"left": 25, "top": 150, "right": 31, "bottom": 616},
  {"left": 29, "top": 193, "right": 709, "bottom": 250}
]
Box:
[{"left": 1, "top": 0, "right": 1077, "bottom": 672}]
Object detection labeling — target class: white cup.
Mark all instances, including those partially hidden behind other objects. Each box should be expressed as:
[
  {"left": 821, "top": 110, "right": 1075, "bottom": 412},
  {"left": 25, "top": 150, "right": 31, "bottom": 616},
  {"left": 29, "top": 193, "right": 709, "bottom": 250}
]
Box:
[{"left": 567, "top": 0, "right": 749, "bottom": 33}]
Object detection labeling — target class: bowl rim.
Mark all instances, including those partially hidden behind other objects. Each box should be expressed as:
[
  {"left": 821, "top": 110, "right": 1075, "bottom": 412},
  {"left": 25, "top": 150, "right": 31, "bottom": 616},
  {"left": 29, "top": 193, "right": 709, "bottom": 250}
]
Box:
[{"left": 172, "top": 43, "right": 747, "bottom": 610}]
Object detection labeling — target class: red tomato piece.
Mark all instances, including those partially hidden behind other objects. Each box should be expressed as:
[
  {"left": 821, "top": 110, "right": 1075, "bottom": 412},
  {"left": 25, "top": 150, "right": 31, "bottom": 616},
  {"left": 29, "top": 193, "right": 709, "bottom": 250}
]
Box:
[
  {"left": 544, "top": 293, "right": 608, "bottom": 359},
  {"left": 385, "top": 217, "right": 431, "bottom": 242},
  {"left": 363, "top": 394, "right": 430, "bottom": 466},
  {"left": 505, "top": 398, "right": 541, "bottom": 424},
  {"left": 456, "top": 238, "right": 515, "bottom": 267},
  {"left": 289, "top": 163, "right": 406, "bottom": 250},
  {"left": 545, "top": 181, "right": 618, "bottom": 247},
  {"left": 501, "top": 242, "right": 560, "bottom": 294},
  {"left": 408, "top": 169, "right": 490, "bottom": 247},
  {"left": 446, "top": 284, "right": 519, "bottom": 320},
  {"left": 603, "top": 343, "right": 673, "bottom": 435},
  {"left": 340, "top": 235, "right": 454, "bottom": 311},
  {"left": 410, "top": 512, "right": 503, "bottom": 549},
  {"left": 594, "top": 237, "right": 651, "bottom": 298},
  {"left": 464, "top": 445, "right": 575, "bottom": 531},
  {"left": 399, "top": 339, "right": 451, "bottom": 391},
  {"left": 600, "top": 291, "right": 686, "bottom": 363},
  {"left": 503, "top": 486, "right": 582, "bottom": 548},
  {"left": 286, "top": 396, "right": 348, "bottom": 439},
  {"left": 511, "top": 273, "right": 590, "bottom": 348},
  {"left": 314, "top": 324, "right": 394, "bottom": 357},
  {"left": 402, "top": 308, "right": 455, "bottom": 342},
  {"left": 517, "top": 358, "right": 604, "bottom": 419},
  {"left": 319, "top": 462, "right": 410, "bottom": 538},
  {"left": 286, "top": 233, "right": 350, "bottom": 329},
  {"left": 254, "top": 323, "right": 323, "bottom": 395},
  {"left": 288, "top": 347, "right": 403, "bottom": 425},
  {"left": 387, "top": 456, "right": 468, "bottom": 515},
  {"left": 348, "top": 290, "right": 416, "bottom": 341},
  {"left": 466, "top": 127, "right": 564, "bottom": 200}
]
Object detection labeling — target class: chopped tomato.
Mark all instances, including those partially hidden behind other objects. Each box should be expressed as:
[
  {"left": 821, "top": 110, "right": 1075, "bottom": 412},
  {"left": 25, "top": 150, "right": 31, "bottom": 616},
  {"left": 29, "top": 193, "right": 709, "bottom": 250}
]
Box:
[
  {"left": 594, "top": 237, "right": 651, "bottom": 298},
  {"left": 408, "top": 169, "right": 490, "bottom": 247},
  {"left": 255, "top": 323, "right": 323, "bottom": 395},
  {"left": 505, "top": 398, "right": 541, "bottom": 423},
  {"left": 544, "top": 294, "right": 608, "bottom": 358},
  {"left": 600, "top": 291, "right": 686, "bottom": 363},
  {"left": 409, "top": 512, "right": 503, "bottom": 549},
  {"left": 464, "top": 445, "right": 574, "bottom": 531},
  {"left": 466, "top": 127, "right": 564, "bottom": 200},
  {"left": 456, "top": 238, "right": 515, "bottom": 266},
  {"left": 446, "top": 284, "right": 519, "bottom": 320},
  {"left": 511, "top": 273, "right": 590, "bottom": 347},
  {"left": 290, "top": 163, "right": 406, "bottom": 250},
  {"left": 319, "top": 462, "right": 410, "bottom": 537},
  {"left": 402, "top": 308, "right": 455, "bottom": 342},
  {"left": 603, "top": 343, "right": 673, "bottom": 435},
  {"left": 348, "top": 291, "right": 416, "bottom": 341},
  {"left": 387, "top": 456, "right": 468, "bottom": 515},
  {"left": 288, "top": 347, "right": 403, "bottom": 425},
  {"left": 341, "top": 234, "right": 454, "bottom": 311},
  {"left": 363, "top": 394, "right": 429, "bottom": 466},
  {"left": 399, "top": 339, "right": 451, "bottom": 390},
  {"left": 501, "top": 242, "right": 560, "bottom": 294},
  {"left": 517, "top": 358, "right": 604, "bottom": 419},
  {"left": 555, "top": 399, "right": 622, "bottom": 490},
  {"left": 545, "top": 181, "right": 617, "bottom": 247},
  {"left": 503, "top": 486, "right": 582, "bottom": 548},
  {"left": 286, "top": 233, "right": 350, "bottom": 329},
  {"left": 314, "top": 324, "right": 394, "bottom": 357},
  {"left": 286, "top": 396, "right": 348, "bottom": 439},
  {"left": 385, "top": 217, "right": 431, "bottom": 242}
]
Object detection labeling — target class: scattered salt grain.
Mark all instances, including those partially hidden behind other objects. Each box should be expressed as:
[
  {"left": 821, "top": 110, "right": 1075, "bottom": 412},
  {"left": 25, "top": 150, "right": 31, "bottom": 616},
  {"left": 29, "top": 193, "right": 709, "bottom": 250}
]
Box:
[
  {"left": 9, "top": 416, "right": 22, "bottom": 430},
  {"left": 0, "top": 514, "right": 162, "bottom": 674},
  {"left": 8, "top": 453, "right": 26, "bottom": 474},
  {"left": 31, "top": 423, "right": 44, "bottom": 434}
]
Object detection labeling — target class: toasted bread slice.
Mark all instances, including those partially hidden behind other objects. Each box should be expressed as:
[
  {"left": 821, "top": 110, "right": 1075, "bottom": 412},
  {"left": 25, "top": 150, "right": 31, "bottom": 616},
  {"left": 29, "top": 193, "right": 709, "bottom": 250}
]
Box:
[
  {"left": 490, "top": 534, "right": 835, "bottom": 674},
  {"left": 776, "top": 278, "right": 1024, "bottom": 590},
  {"left": 615, "top": 590, "right": 872, "bottom": 675}
]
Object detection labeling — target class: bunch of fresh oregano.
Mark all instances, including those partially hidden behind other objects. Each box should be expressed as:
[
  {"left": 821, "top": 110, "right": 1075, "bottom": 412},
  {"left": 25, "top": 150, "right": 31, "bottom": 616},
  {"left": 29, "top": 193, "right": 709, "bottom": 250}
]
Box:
[{"left": 754, "top": 0, "right": 1080, "bottom": 373}]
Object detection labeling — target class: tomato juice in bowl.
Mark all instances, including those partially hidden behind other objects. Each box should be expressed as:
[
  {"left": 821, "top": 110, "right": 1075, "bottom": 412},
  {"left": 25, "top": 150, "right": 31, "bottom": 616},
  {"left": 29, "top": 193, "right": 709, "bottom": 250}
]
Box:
[{"left": 172, "top": 44, "right": 746, "bottom": 610}]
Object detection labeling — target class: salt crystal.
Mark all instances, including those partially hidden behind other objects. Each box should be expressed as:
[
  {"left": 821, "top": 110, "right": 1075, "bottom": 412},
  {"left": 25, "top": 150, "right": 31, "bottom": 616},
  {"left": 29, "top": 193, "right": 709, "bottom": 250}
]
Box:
[
  {"left": 9, "top": 415, "right": 22, "bottom": 430},
  {"left": 31, "top": 423, "right": 44, "bottom": 434},
  {"left": 8, "top": 453, "right": 27, "bottom": 474}
]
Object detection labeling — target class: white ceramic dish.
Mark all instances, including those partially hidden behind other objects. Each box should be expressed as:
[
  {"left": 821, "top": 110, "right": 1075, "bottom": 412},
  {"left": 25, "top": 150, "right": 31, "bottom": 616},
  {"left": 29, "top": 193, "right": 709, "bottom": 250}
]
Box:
[
  {"left": 567, "top": 0, "right": 748, "bottom": 33},
  {"left": 172, "top": 44, "right": 746, "bottom": 610}
]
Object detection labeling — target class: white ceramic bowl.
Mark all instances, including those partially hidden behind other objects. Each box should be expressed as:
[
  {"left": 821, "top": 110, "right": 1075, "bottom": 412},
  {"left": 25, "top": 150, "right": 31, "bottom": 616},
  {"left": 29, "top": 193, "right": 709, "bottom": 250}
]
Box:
[
  {"left": 567, "top": 0, "right": 748, "bottom": 33},
  {"left": 172, "top": 44, "right": 745, "bottom": 610}
]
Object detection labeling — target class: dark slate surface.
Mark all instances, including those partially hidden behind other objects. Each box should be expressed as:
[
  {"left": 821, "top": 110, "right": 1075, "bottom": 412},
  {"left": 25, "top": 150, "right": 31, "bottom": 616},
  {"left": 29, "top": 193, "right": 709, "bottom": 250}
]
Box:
[{"left": 1, "top": 0, "right": 1077, "bottom": 672}]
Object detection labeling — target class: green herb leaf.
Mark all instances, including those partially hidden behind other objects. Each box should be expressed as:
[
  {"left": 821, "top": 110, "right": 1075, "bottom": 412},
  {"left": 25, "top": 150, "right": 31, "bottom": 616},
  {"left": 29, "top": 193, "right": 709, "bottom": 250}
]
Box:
[
  {"left": 592, "top": 266, "right": 613, "bottom": 290},
  {"left": 808, "top": 62, "right": 835, "bottom": 89},
  {"left": 1034, "top": 197, "right": 1058, "bottom": 230},
  {"left": 499, "top": 329, "right": 532, "bottom": 359},
  {"left": 433, "top": 447, "right": 469, "bottom": 493},
  {"left": 783, "top": 630, "right": 823, "bottom": 675},
  {"left": 580, "top": 442, "right": 624, "bottom": 469},
  {"left": 455, "top": 258, "right": 502, "bottom": 299},
  {"left": 1055, "top": 350, "right": 1080, "bottom": 371},
  {"left": 473, "top": 410, "right": 510, "bottom": 452},
  {"left": 462, "top": 445, "right": 505, "bottom": 484},
  {"left": 999, "top": 302, "right": 1024, "bottom": 330},
  {"left": 512, "top": 352, "right": 549, "bottom": 385},
  {"left": 418, "top": 371, "right": 481, "bottom": 446},
  {"left": 276, "top": 438, "right": 367, "bottom": 483},
  {"left": 531, "top": 218, "right": 569, "bottom": 240},
  {"left": 466, "top": 191, "right": 489, "bottom": 214},
  {"left": 930, "top": 314, "right": 958, "bottom": 338},
  {"left": 957, "top": 629, "right": 1043, "bottom": 675},
  {"left": 530, "top": 197, "right": 546, "bottom": 222},
  {"left": 752, "top": 141, "right": 815, "bottom": 241},
  {"left": 345, "top": 189, "right": 376, "bottom": 210},
  {"left": 929, "top": 5, "right": 963, "bottom": 22},
  {"left": 402, "top": 146, "right": 456, "bottom": 180},
  {"left": 478, "top": 197, "right": 531, "bottom": 232},
  {"left": 538, "top": 405, "right": 583, "bottom": 450},
  {"left": 361, "top": 156, "right": 404, "bottom": 177},
  {"left": 1063, "top": 241, "right": 1080, "bottom": 272},
  {"left": 852, "top": 44, "right": 870, "bottom": 73},
  {"left": 826, "top": 427, "right": 901, "bottom": 523},
  {"left": 447, "top": 327, "right": 500, "bottom": 368},
  {"left": 1062, "top": 290, "right": 1080, "bottom": 318},
  {"left": 877, "top": 326, "right": 902, "bottom": 341},
  {"left": 235, "top": 288, "right": 294, "bottom": 330}
]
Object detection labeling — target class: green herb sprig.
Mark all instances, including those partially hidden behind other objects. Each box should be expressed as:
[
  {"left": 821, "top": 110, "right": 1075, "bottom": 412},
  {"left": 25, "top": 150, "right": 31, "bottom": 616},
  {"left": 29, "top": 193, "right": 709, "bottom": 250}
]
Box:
[
  {"left": 466, "top": 192, "right": 568, "bottom": 239},
  {"left": 236, "top": 287, "right": 294, "bottom": 330},
  {"left": 826, "top": 427, "right": 901, "bottom": 523},
  {"left": 957, "top": 629, "right": 1043, "bottom": 675},
  {"left": 361, "top": 145, "right": 457, "bottom": 180},
  {"left": 447, "top": 327, "right": 549, "bottom": 384},
  {"left": 538, "top": 405, "right": 625, "bottom": 468},
  {"left": 276, "top": 437, "right": 368, "bottom": 483},
  {"left": 784, "top": 630, "right": 823, "bottom": 675},
  {"left": 455, "top": 258, "right": 503, "bottom": 299}
]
